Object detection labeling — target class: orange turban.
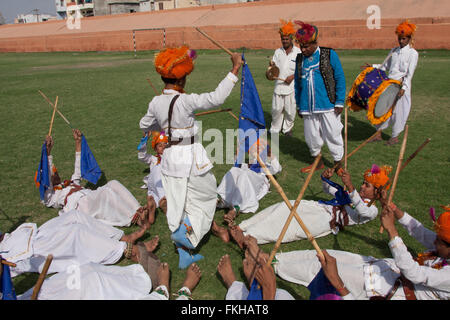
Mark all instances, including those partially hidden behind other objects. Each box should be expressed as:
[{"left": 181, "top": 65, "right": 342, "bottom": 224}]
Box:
[
  {"left": 435, "top": 206, "right": 450, "bottom": 243},
  {"left": 279, "top": 19, "right": 296, "bottom": 37},
  {"left": 151, "top": 131, "right": 168, "bottom": 149},
  {"left": 154, "top": 46, "right": 196, "bottom": 79},
  {"left": 395, "top": 20, "right": 417, "bottom": 37},
  {"left": 363, "top": 164, "right": 393, "bottom": 190}
]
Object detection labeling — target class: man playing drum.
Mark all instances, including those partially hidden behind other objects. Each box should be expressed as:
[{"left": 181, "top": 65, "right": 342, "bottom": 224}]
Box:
[
  {"left": 293, "top": 21, "right": 346, "bottom": 173},
  {"left": 362, "top": 20, "right": 419, "bottom": 146},
  {"left": 269, "top": 19, "right": 301, "bottom": 137}
]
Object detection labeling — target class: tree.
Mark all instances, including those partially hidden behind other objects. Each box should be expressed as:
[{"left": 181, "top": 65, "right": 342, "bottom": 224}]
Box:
[{"left": 0, "top": 11, "right": 6, "bottom": 25}]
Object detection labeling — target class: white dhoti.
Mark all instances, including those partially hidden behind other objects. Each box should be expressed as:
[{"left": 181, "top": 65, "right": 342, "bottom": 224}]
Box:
[
  {"left": 239, "top": 200, "right": 333, "bottom": 244},
  {"left": 273, "top": 250, "right": 404, "bottom": 300},
  {"left": 18, "top": 263, "right": 151, "bottom": 300},
  {"left": 10, "top": 210, "right": 126, "bottom": 277},
  {"left": 270, "top": 92, "right": 296, "bottom": 134},
  {"left": 375, "top": 92, "right": 411, "bottom": 138},
  {"left": 162, "top": 171, "right": 217, "bottom": 248},
  {"left": 63, "top": 180, "right": 140, "bottom": 227},
  {"left": 217, "top": 166, "right": 270, "bottom": 213},
  {"left": 225, "top": 281, "right": 295, "bottom": 300},
  {"left": 303, "top": 111, "right": 344, "bottom": 161}
]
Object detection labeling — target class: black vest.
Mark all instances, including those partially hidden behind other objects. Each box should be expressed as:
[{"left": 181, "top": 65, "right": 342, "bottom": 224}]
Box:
[{"left": 295, "top": 47, "right": 336, "bottom": 104}]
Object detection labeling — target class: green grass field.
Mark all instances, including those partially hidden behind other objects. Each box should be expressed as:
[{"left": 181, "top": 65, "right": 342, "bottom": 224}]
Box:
[{"left": 0, "top": 48, "right": 449, "bottom": 300}]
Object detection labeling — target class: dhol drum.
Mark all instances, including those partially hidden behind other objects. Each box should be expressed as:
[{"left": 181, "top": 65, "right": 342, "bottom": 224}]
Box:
[{"left": 346, "top": 67, "right": 402, "bottom": 125}]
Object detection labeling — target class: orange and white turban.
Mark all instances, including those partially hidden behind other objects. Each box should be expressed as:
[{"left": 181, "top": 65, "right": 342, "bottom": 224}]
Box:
[
  {"left": 151, "top": 131, "right": 168, "bottom": 149},
  {"left": 154, "top": 46, "right": 197, "bottom": 79},
  {"left": 363, "top": 164, "right": 393, "bottom": 190},
  {"left": 434, "top": 206, "right": 450, "bottom": 244}
]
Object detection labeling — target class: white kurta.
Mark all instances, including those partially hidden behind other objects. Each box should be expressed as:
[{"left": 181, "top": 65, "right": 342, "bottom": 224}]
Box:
[
  {"left": 239, "top": 180, "right": 378, "bottom": 244},
  {"left": 270, "top": 46, "right": 301, "bottom": 134},
  {"left": 18, "top": 263, "right": 151, "bottom": 300},
  {"left": 1, "top": 210, "right": 126, "bottom": 277},
  {"left": 139, "top": 72, "right": 239, "bottom": 248},
  {"left": 273, "top": 212, "right": 450, "bottom": 300},
  {"left": 137, "top": 141, "right": 160, "bottom": 188},
  {"left": 373, "top": 44, "right": 418, "bottom": 138},
  {"left": 44, "top": 152, "right": 140, "bottom": 227}
]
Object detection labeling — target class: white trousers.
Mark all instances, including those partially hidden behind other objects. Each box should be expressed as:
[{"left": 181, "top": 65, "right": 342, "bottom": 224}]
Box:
[
  {"left": 162, "top": 171, "right": 217, "bottom": 248},
  {"left": 270, "top": 92, "right": 296, "bottom": 134},
  {"left": 375, "top": 92, "right": 411, "bottom": 138},
  {"left": 303, "top": 111, "right": 344, "bottom": 161}
]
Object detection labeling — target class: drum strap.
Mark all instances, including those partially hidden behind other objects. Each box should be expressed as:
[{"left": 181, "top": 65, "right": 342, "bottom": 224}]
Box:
[{"left": 295, "top": 47, "right": 336, "bottom": 105}]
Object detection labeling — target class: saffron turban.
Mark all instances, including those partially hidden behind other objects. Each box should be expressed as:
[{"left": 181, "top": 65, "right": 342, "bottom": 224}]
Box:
[
  {"left": 279, "top": 19, "right": 296, "bottom": 37},
  {"left": 154, "top": 46, "right": 197, "bottom": 79},
  {"left": 435, "top": 206, "right": 450, "bottom": 244},
  {"left": 151, "top": 131, "right": 168, "bottom": 149},
  {"left": 363, "top": 164, "right": 393, "bottom": 190},
  {"left": 395, "top": 20, "right": 417, "bottom": 37}
]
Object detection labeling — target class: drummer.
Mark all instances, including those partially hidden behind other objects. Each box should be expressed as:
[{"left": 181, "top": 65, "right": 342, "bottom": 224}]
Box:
[
  {"left": 362, "top": 20, "right": 419, "bottom": 146},
  {"left": 269, "top": 19, "right": 301, "bottom": 137}
]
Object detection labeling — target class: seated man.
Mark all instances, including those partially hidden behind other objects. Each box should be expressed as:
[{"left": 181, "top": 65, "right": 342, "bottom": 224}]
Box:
[
  {"left": 0, "top": 209, "right": 157, "bottom": 277},
  {"left": 272, "top": 202, "right": 450, "bottom": 300},
  {"left": 226, "top": 164, "right": 389, "bottom": 244},
  {"left": 40, "top": 129, "right": 148, "bottom": 228}
]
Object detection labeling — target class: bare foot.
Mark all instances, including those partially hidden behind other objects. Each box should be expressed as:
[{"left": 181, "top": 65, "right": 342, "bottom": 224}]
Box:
[
  {"left": 228, "top": 225, "right": 245, "bottom": 249},
  {"left": 120, "top": 227, "right": 146, "bottom": 243},
  {"left": 224, "top": 208, "right": 237, "bottom": 225},
  {"left": 183, "top": 263, "right": 202, "bottom": 292},
  {"left": 211, "top": 221, "right": 230, "bottom": 243},
  {"left": 159, "top": 198, "right": 167, "bottom": 215},
  {"left": 144, "top": 235, "right": 159, "bottom": 252},
  {"left": 243, "top": 235, "right": 269, "bottom": 262},
  {"left": 157, "top": 262, "right": 170, "bottom": 289},
  {"left": 217, "top": 254, "right": 236, "bottom": 289},
  {"left": 368, "top": 131, "right": 383, "bottom": 143},
  {"left": 242, "top": 257, "right": 258, "bottom": 285}
]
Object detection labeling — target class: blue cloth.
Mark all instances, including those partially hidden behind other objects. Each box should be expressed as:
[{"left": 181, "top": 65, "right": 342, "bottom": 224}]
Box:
[
  {"left": 295, "top": 47, "right": 346, "bottom": 114},
  {"left": 171, "top": 217, "right": 195, "bottom": 250},
  {"left": 137, "top": 135, "right": 149, "bottom": 151},
  {"left": 235, "top": 53, "right": 267, "bottom": 173},
  {"left": 176, "top": 247, "right": 203, "bottom": 270},
  {"left": 81, "top": 135, "right": 102, "bottom": 185},
  {"left": 1, "top": 258, "right": 17, "bottom": 300},
  {"left": 36, "top": 141, "right": 50, "bottom": 201},
  {"left": 246, "top": 278, "right": 263, "bottom": 300},
  {"left": 307, "top": 268, "right": 341, "bottom": 300},
  {"left": 318, "top": 175, "right": 352, "bottom": 207}
]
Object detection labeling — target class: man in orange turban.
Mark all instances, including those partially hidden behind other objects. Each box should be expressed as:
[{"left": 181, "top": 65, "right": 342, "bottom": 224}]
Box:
[
  {"left": 269, "top": 19, "right": 301, "bottom": 137},
  {"left": 140, "top": 46, "right": 243, "bottom": 269},
  {"left": 362, "top": 20, "right": 419, "bottom": 145}
]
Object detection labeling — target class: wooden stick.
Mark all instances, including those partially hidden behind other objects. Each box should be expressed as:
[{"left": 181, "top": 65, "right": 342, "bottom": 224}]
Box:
[
  {"left": 48, "top": 96, "right": 58, "bottom": 137},
  {"left": 344, "top": 106, "right": 348, "bottom": 171},
  {"left": 146, "top": 78, "right": 159, "bottom": 96},
  {"left": 195, "top": 27, "right": 234, "bottom": 56},
  {"left": 332, "top": 129, "right": 382, "bottom": 170},
  {"left": 38, "top": 90, "right": 72, "bottom": 127},
  {"left": 195, "top": 108, "right": 232, "bottom": 117},
  {"left": 260, "top": 154, "right": 324, "bottom": 266},
  {"left": 1, "top": 260, "right": 17, "bottom": 268},
  {"left": 368, "top": 137, "right": 430, "bottom": 207},
  {"left": 380, "top": 125, "right": 409, "bottom": 233},
  {"left": 31, "top": 254, "right": 53, "bottom": 300},
  {"left": 228, "top": 111, "right": 240, "bottom": 121}
]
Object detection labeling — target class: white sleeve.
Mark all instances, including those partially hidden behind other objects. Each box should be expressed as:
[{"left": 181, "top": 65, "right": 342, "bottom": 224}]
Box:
[
  {"left": 183, "top": 72, "right": 238, "bottom": 113},
  {"left": 322, "top": 179, "right": 338, "bottom": 196},
  {"left": 71, "top": 152, "right": 81, "bottom": 185},
  {"left": 373, "top": 48, "right": 394, "bottom": 72},
  {"left": 389, "top": 236, "right": 450, "bottom": 289},
  {"left": 397, "top": 212, "right": 436, "bottom": 250},
  {"left": 349, "top": 190, "right": 378, "bottom": 220},
  {"left": 47, "top": 155, "right": 54, "bottom": 188},
  {"left": 401, "top": 50, "right": 418, "bottom": 92},
  {"left": 137, "top": 141, "right": 152, "bottom": 164},
  {"left": 139, "top": 101, "right": 161, "bottom": 132}
]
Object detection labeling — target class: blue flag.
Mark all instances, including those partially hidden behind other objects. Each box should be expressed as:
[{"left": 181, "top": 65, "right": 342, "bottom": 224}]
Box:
[
  {"left": 35, "top": 141, "right": 50, "bottom": 201},
  {"left": 1, "top": 258, "right": 17, "bottom": 300},
  {"left": 81, "top": 135, "right": 102, "bottom": 185},
  {"left": 235, "top": 53, "right": 267, "bottom": 173},
  {"left": 246, "top": 278, "right": 263, "bottom": 300},
  {"left": 307, "top": 268, "right": 342, "bottom": 300},
  {"left": 137, "top": 135, "right": 149, "bottom": 151},
  {"left": 318, "top": 176, "right": 352, "bottom": 207}
]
